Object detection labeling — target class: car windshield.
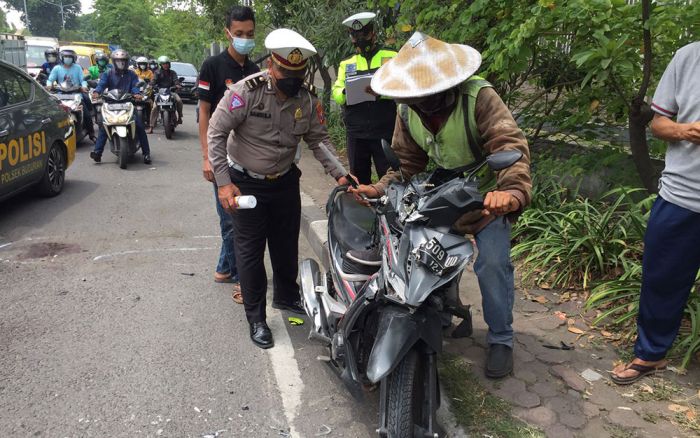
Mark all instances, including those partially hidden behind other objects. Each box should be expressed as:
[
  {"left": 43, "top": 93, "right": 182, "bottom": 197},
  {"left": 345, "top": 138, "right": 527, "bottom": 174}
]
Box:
[
  {"left": 171, "top": 62, "right": 197, "bottom": 76},
  {"left": 77, "top": 55, "right": 91, "bottom": 70},
  {"left": 26, "top": 45, "right": 54, "bottom": 67}
]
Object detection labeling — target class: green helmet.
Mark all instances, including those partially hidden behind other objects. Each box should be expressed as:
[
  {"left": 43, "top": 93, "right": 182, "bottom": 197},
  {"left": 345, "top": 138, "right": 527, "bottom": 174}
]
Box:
[{"left": 157, "top": 55, "right": 170, "bottom": 65}]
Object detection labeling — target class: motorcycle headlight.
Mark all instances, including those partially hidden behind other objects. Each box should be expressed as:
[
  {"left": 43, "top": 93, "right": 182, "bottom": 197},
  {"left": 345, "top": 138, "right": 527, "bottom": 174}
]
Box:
[{"left": 103, "top": 108, "right": 131, "bottom": 124}]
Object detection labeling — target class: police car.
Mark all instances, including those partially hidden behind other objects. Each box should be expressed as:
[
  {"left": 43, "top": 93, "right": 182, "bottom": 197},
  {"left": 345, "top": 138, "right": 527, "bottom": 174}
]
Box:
[{"left": 0, "top": 60, "right": 76, "bottom": 202}]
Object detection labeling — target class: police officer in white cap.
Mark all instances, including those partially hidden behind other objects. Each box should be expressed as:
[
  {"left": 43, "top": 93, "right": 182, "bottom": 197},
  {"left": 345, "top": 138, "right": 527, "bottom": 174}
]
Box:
[
  {"left": 208, "top": 28, "right": 352, "bottom": 349},
  {"left": 332, "top": 12, "right": 398, "bottom": 185}
]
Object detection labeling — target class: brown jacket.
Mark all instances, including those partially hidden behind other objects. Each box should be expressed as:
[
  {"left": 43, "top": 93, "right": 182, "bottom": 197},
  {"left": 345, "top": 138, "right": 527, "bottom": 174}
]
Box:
[{"left": 373, "top": 86, "right": 532, "bottom": 235}]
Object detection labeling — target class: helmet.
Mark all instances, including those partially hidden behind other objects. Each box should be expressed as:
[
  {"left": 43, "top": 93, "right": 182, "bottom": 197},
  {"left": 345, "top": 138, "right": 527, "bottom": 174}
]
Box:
[
  {"left": 111, "top": 49, "right": 129, "bottom": 70},
  {"left": 157, "top": 55, "right": 170, "bottom": 65},
  {"left": 59, "top": 49, "right": 76, "bottom": 64},
  {"left": 45, "top": 48, "right": 58, "bottom": 61},
  {"left": 96, "top": 53, "right": 109, "bottom": 65},
  {"left": 136, "top": 56, "right": 148, "bottom": 70}
]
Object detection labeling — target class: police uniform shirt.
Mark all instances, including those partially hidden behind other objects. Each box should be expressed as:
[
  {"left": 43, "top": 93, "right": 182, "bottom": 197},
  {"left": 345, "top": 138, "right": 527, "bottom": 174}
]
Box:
[
  {"left": 198, "top": 51, "right": 260, "bottom": 116},
  {"left": 207, "top": 71, "right": 345, "bottom": 187}
]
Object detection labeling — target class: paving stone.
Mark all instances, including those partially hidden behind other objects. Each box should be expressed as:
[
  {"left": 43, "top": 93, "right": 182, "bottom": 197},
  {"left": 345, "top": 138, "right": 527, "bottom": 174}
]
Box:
[
  {"left": 531, "top": 381, "right": 559, "bottom": 398},
  {"left": 514, "top": 347, "right": 536, "bottom": 363},
  {"left": 550, "top": 365, "right": 587, "bottom": 392},
  {"left": 536, "top": 350, "right": 570, "bottom": 364},
  {"left": 492, "top": 378, "right": 541, "bottom": 408},
  {"left": 516, "top": 406, "right": 557, "bottom": 428},
  {"left": 555, "top": 300, "right": 582, "bottom": 315},
  {"left": 545, "top": 424, "right": 575, "bottom": 438},
  {"left": 582, "top": 401, "right": 601, "bottom": 418},
  {"left": 581, "top": 368, "right": 604, "bottom": 382},
  {"left": 519, "top": 300, "right": 549, "bottom": 313},
  {"left": 514, "top": 368, "right": 538, "bottom": 384},
  {"left": 462, "top": 345, "right": 486, "bottom": 365},
  {"left": 534, "top": 315, "right": 567, "bottom": 331},
  {"left": 559, "top": 412, "right": 586, "bottom": 429},
  {"left": 514, "top": 390, "right": 541, "bottom": 409},
  {"left": 545, "top": 396, "right": 576, "bottom": 415},
  {"left": 567, "top": 389, "right": 582, "bottom": 399},
  {"left": 608, "top": 407, "right": 647, "bottom": 429}
]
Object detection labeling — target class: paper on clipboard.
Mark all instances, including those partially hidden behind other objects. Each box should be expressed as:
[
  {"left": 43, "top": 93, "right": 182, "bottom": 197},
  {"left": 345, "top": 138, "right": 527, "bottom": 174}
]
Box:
[{"left": 345, "top": 73, "right": 375, "bottom": 105}]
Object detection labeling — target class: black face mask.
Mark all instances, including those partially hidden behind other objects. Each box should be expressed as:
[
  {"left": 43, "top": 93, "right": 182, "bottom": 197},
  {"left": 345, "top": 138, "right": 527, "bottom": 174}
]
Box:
[
  {"left": 413, "top": 91, "right": 455, "bottom": 116},
  {"left": 276, "top": 77, "right": 304, "bottom": 97},
  {"left": 354, "top": 38, "right": 374, "bottom": 54}
]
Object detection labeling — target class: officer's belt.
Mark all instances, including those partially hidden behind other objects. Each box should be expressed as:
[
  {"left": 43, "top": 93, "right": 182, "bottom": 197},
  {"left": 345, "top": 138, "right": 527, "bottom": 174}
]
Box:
[{"left": 227, "top": 156, "right": 291, "bottom": 181}]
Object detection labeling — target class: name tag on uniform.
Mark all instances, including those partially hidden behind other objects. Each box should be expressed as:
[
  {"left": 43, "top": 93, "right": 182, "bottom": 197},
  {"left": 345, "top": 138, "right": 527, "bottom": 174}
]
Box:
[
  {"left": 250, "top": 111, "right": 271, "bottom": 119},
  {"left": 345, "top": 63, "right": 357, "bottom": 74}
]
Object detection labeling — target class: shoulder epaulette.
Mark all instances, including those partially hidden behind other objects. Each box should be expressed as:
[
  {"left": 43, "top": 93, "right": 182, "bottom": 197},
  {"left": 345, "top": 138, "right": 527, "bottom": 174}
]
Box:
[
  {"left": 303, "top": 82, "right": 317, "bottom": 96},
  {"left": 245, "top": 75, "right": 267, "bottom": 91}
]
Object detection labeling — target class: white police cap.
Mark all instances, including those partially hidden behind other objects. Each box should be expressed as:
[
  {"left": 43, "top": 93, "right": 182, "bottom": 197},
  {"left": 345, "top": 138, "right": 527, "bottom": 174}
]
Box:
[
  {"left": 265, "top": 28, "right": 317, "bottom": 70},
  {"left": 342, "top": 12, "right": 376, "bottom": 31}
]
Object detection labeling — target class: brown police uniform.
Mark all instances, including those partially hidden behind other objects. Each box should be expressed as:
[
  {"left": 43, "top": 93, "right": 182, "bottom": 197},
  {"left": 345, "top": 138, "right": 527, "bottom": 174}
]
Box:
[{"left": 207, "top": 70, "right": 344, "bottom": 323}]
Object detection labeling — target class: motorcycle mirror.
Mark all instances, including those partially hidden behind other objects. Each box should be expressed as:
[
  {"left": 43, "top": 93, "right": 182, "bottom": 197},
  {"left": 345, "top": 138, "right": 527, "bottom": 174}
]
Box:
[
  {"left": 381, "top": 139, "right": 401, "bottom": 170},
  {"left": 486, "top": 150, "right": 523, "bottom": 171},
  {"left": 178, "top": 77, "right": 184, "bottom": 82}
]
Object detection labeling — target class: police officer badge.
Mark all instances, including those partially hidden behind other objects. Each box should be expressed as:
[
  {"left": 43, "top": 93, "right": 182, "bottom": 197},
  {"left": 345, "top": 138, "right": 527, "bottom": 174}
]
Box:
[
  {"left": 287, "top": 49, "right": 304, "bottom": 66},
  {"left": 351, "top": 20, "right": 363, "bottom": 31}
]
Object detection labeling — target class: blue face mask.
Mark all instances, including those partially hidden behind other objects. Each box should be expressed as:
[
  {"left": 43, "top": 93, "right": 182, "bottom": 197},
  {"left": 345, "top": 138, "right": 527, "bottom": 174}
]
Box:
[
  {"left": 64, "top": 57, "right": 73, "bottom": 66},
  {"left": 228, "top": 31, "right": 255, "bottom": 55}
]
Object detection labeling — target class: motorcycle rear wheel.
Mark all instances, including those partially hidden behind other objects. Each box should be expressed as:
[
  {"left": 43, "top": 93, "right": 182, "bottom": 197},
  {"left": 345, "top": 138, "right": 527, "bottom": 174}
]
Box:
[
  {"left": 116, "top": 136, "right": 128, "bottom": 169},
  {"left": 164, "top": 111, "right": 173, "bottom": 139},
  {"left": 384, "top": 348, "right": 429, "bottom": 437}
]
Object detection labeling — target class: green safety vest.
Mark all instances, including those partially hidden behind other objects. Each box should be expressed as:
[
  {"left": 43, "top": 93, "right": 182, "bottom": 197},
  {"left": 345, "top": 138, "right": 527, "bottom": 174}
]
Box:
[
  {"left": 399, "top": 75, "right": 492, "bottom": 170},
  {"left": 332, "top": 48, "right": 397, "bottom": 106}
]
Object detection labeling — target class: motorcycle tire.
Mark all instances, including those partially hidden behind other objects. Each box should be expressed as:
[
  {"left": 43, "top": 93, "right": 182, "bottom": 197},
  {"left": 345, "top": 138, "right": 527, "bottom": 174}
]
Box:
[
  {"left": 384, "top": 348, "right": 428, "bottom": 437},
  {"left": 116, "top": 136, "right": 128, "bottom": 169},
  {"left": 164, "top": 111, "right": 173, "bottom": 139}
]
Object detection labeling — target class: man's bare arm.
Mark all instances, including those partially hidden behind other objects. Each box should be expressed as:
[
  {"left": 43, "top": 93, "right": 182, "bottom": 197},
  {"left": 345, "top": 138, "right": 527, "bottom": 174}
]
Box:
[
  {"left": 651, "top": 114, "right": 700, "bottom": 144},
  {"left": 198, "top": 100, "right": 215, "bottom": 182}
]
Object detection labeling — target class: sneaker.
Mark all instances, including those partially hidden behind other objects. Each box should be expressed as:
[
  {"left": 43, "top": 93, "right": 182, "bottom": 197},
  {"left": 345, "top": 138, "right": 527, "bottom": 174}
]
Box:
[
  {"left": 89, "top": 151, "right": 101, "bottom": 163},
  {"left": 346, "top": 247, "right": 381, "bottom": 266},
  {"left": 143, "top": 154, "right": 152, "bottom": 165}
]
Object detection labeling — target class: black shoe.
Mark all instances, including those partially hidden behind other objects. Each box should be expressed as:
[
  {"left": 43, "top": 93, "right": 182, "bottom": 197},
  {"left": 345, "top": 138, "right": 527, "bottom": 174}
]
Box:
[
  {"left": 177, "top": 117, "right": 183, "bottom": 125},
  {"left": 143, "top": 154, "right": 151, "bottom": 165},
  {"left": 89, "top": 151, "right": 101, "bottom": 163},
  {"left": 89, "top": 134, "right": 96, "bottom": 142},
  {"left": 485, "top": 344, "right": 513, "bottom": 379},
  {"left": 272, "top": 300, "right": 305, "bottom": 315},
  {"left": 249, "top": 322, "right": 273, "bottom": 349},
  {"left": 347, "top": 247, "right": 381, "bottom": 266}
]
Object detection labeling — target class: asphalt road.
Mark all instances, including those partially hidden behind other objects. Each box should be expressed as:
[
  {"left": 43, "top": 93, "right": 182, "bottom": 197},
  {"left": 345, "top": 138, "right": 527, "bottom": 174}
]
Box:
[{"left": 0, "top": 104, "right": 376, "bottom": 438}]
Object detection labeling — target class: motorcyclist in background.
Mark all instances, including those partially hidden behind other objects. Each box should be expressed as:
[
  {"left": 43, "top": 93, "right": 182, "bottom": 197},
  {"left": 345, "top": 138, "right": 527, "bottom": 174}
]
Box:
[
  {"left": 147, "top": 55, "right": 183, "bottom": 133},
  {"left": 86, "top": 53, "right": 112, "bottom": 80},
  {"left": 47, "top": 49, "right": 95, "bottom": 141},
  {"left": 148, "top": 59, "right": 158, "bottom": 74},
  {"left": 134, "top": 56, "right": 155, "bottom": 128},
  {"left": 40, "top": 48, "right": 59, "bottom": 77}
]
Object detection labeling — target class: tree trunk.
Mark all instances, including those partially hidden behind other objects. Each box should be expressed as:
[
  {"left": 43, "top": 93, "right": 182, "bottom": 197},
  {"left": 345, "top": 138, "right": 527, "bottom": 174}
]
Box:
[
  {"left": 628, "top": 0, "right": 659, "bottom": 194},
  {"left": 313, "top": 54, "right": 333, "bottom": 112}
]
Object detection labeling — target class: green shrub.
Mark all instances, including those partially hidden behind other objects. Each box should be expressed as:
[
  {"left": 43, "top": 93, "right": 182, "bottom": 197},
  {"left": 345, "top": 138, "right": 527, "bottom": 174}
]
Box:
[{"left": 325, "top": 108, "right": 346, "bottom": 152}]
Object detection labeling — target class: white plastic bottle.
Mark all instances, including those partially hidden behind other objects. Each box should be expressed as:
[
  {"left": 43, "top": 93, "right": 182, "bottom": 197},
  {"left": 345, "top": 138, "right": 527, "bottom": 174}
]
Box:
[{"left": 235, "top": 195, "right": 257, "bottom": 209}]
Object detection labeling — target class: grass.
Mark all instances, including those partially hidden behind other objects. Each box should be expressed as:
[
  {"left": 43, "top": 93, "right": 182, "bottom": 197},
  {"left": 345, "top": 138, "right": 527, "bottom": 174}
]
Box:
[
  {"left": 633, "top": 377, "right": 683, "bottom": 402},
  {"left": 438, "top": 356, "right": 544, "bottom": 438}
]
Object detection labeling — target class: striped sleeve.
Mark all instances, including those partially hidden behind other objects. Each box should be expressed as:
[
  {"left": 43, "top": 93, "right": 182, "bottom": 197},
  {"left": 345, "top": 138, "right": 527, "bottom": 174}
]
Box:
[{"left": 651, "top": 51, "right": 679, "bottom": 118}]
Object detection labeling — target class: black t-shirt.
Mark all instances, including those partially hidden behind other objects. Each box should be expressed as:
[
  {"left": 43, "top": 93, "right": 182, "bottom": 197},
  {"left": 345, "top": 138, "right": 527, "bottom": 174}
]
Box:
[
  {"left": 197, "top": 51, "right": 260, "bottom": 115},
  {"left": 151, "top": 69, "right": 180, "bottom": 88}
]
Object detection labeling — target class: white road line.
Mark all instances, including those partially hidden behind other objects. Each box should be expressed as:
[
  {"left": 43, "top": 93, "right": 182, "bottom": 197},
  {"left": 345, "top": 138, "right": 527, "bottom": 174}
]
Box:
[
  {"left": 92, "top": 247, "right": 216, "bottom": 261},
  {"left": 266, "top": 307, "right": 304, "bottom": 437}
]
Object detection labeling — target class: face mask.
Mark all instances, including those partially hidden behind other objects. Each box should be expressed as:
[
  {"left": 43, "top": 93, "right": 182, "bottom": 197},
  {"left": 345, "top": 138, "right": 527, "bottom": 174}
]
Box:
[
  {"left": 63, "top": 57, "right": 73, "bottom": 66},
  {"left": 413, "top": 91, "right": 455, "bottom": 116},
  {"left": 98, "top": 60, "right": 107, "bottom": 67},
  {"left": 354, "top": 38, "right": 373, "bottom": 54},
  {"left": 115, "top": 60, "right": 126, "bottom": 70},
  {"left": 232, "top": 37, "right": 256, "bottom": 55},
  {"left": 150, "top": 64, "right": 157, "bottom": 70},
  {"left": 138, "top": 64, "right": 147, "bottom": 70},
  {"left": 276, "top": 77, "right": 304, "bottom": 97},
  {"left": 47, "top": 55, "right": 57, "bottom": 63}
]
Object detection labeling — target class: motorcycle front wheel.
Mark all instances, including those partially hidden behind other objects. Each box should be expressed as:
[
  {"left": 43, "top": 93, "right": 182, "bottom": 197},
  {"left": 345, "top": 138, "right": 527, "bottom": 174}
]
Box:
[
  {"left": 116, "top": 136, "right": 128, "bottom": 169},
  {"left": 384, "top": 348, "right": 430, "bottom": 437},
  {"left": 163, "top": 111, "right": 173, "bottom": 139}
]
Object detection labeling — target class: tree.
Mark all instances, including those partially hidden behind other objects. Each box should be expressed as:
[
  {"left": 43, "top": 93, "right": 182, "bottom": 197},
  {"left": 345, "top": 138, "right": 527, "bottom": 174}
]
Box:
[
  {"left": 151, "top": 2, "right": 214, "bottom": 66},
  {"left": 5, "top": 0, "right": 80, "bottom": 38},
  {"left": 377, "top": 0, "right": 699, "bottom": 193},
  {"left": 93, "top": 0, "right": 159, "bottom": 55}
]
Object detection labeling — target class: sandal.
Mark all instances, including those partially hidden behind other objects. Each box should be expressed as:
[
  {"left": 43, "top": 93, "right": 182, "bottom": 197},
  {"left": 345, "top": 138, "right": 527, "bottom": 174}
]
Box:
[
  {"left": 214, "top": 271, "right": 236, "bottom": 284},
  {"left": 611, "top": 360, "right": 667, "bottom": 385},
  {"left": 231, "top": 283, "right": 243, "bottom": 304}
]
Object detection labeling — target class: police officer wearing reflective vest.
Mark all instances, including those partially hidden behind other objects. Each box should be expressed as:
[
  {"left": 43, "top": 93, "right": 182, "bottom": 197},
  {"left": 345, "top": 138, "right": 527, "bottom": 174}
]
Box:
[
  {"left": 208, "top": 29, "right": 352, "bottom": 349},
  {"left": 351, "top": 32, "right": 532, "bottom": 379},
  {"left": 332, "top": 12, "right": 397, "bottom": 185}
]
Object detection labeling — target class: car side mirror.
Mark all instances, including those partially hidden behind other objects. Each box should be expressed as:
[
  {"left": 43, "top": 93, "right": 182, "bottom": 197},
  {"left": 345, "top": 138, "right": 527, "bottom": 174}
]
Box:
[{"left": 486, "top": 150, "right": 523, "bottom": 171}]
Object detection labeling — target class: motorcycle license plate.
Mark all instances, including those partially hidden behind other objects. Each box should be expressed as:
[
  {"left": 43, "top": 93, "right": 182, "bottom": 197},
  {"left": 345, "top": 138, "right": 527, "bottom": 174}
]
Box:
[
  {"left": 107, "top": 103, "right": 130, "bottom": 110},
  {"left": 417, "top": 238, "right": 460, "bottom": 274}
]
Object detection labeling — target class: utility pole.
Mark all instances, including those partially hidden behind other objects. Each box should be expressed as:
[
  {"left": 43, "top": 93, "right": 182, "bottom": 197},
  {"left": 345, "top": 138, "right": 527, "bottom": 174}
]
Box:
[{"left": 22, "top": 0, "right": 30, "bottom": 29}]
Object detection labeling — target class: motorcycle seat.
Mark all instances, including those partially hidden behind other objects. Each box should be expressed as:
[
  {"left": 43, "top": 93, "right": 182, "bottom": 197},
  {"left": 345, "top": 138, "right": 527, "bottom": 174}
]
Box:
[{"left": 330, "top": 192, "right": 375, "bottom": 254}]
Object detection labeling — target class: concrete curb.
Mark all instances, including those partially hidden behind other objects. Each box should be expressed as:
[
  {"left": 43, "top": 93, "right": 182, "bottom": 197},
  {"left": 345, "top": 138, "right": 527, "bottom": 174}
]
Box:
[{"left": 298, "top": 190, "right": 467, "bottom": 438}]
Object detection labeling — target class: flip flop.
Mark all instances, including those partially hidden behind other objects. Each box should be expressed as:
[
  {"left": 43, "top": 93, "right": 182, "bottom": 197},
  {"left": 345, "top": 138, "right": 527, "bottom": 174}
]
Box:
[
  {"left": 610, "top": 361, "right": 667, "bottom": 385},
  {"left": 231, "top": 283, "right": 243, "bottom": 304},
  {"left": 214, "top": 272, "right": 236, "bottom": 284}
]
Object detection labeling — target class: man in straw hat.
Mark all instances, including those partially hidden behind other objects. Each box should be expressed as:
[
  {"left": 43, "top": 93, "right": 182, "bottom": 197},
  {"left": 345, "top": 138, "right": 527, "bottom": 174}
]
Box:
[
  {"left": 208, "top": 28, "right": 352, "bottom": 349},
  {"left": 332, "top": 12, "right": 397, "bottom": 185},
  {"left": 351, "top": 32, "right": 532, "bottom": 378}
]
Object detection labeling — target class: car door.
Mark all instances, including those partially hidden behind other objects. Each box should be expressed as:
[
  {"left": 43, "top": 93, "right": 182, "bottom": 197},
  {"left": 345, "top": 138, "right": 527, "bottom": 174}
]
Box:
[{"left": 0, "top": 63, "right": 48, "bottom": 198}]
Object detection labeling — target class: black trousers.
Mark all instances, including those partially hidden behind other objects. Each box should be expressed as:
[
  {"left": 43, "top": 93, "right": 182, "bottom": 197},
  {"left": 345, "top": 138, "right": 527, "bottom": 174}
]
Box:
[
  {"left": 346, "top": 137, "right": 390, "bottom": 185},
  {"left": 229, "top": 166, "right": 302, "bottom": 323}
]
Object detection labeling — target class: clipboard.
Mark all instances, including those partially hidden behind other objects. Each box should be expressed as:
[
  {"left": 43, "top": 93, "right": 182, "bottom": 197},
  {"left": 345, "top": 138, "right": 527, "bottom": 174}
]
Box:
[{"left": 345, "top": 73, "right": 376, "bottom": 105}]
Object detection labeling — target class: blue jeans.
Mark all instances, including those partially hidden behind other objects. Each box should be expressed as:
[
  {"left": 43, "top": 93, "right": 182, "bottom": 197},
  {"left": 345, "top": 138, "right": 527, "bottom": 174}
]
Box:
[
  {"left": 635, "top": 197, "right": 700, "bottom": 361},
  {"left": 93, "top": 116, "right": 150, "bottom": 156},
  {"left": 474, "top": 217, "right": 515, "bottom": 347},
  {"left": 214, "top": 183, "right": 238, "bottom": 280}
]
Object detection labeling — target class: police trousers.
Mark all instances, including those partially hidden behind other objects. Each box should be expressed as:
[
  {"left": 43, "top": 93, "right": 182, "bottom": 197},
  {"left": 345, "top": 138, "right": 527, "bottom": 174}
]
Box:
[
  {"left": 229, "top": 165, "right": 302, "bottom": 324},
  {"left": 346, "top": 137, "right": 390, "bottom": 185}
]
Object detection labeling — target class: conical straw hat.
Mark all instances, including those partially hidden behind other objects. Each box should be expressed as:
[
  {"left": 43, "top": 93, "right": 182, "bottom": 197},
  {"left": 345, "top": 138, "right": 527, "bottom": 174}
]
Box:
[{"left": 371, "top": 32, "right": 482, "bottom": 99}]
